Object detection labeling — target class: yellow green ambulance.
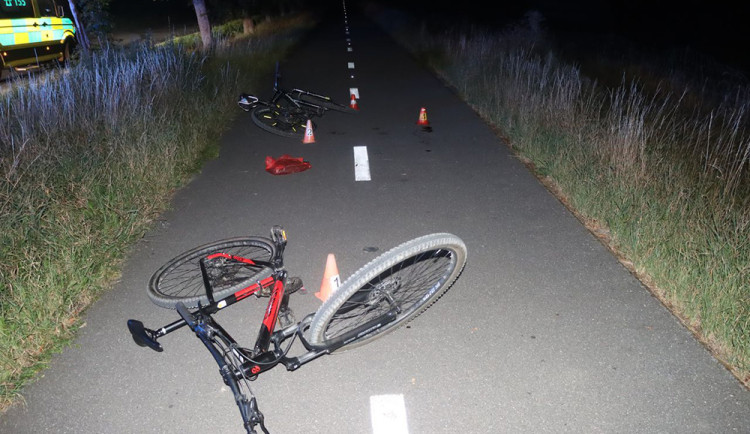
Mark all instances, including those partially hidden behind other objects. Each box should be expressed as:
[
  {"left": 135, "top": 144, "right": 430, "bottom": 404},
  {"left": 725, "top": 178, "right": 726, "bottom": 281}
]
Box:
[{"left": 0, "top": 0, "right": 76, "bottom": 72}]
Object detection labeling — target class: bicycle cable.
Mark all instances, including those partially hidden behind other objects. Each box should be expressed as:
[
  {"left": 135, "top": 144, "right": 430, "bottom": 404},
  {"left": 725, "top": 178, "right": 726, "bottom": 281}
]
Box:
[
  {"left": 213, "top": 338, "right": 270, "bottom": 434},
  {"left": 233, "top": 330, "right": 298, "bottom": 366}
]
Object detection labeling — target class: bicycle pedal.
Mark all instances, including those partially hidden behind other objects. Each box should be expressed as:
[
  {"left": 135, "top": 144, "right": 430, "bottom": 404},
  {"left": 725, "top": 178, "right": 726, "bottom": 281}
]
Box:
[
  {"left": 285, "top": 276, "right": 304, "bottom": 295},
  {"left": 277, "top": 307, "right": 296, "bottom": 328}
]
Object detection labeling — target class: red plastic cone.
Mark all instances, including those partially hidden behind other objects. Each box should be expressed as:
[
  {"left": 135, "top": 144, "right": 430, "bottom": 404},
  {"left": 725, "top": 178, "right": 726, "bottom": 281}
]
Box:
[
  {"left": 315, "top": 254, "right": 341, "bottom": 302},
  {"left": 303, "top": 119, "right": 315, "bottom": 143},
  {"left": 417, "top": 107, "right": 429, "bottom": 126},
  {"left": 350, "top": 94, "right": 359, "bottom": 110}
]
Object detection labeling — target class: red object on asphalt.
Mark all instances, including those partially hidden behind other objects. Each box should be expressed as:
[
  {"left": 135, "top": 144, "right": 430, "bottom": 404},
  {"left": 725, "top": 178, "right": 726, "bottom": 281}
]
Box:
[{"left": 265, "top": 154, "right": 311, "bottom": 175}]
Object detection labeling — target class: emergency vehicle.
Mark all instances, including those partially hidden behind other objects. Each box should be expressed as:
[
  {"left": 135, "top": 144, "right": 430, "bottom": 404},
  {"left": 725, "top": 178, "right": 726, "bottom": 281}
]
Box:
[{"left": 0, "top": 0, "right": 76, "bottom": 73}]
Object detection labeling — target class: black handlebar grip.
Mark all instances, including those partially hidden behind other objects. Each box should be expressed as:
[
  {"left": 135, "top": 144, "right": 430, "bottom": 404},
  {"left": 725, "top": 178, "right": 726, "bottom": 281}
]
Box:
[{"left": 175, "top": 302, "right": 196, "bottom": 330}]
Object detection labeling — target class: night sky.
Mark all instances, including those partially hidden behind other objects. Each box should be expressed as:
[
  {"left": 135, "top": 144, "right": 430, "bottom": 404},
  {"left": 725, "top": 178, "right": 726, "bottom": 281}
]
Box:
[
  {"left": 389, "top": 0, "right": 749, "bottom": 73},
  {"left": 109, "top": 0, "right": 750, "bottom": 74},
  {"left": 542, "top": 1, "right": 749, "bottom": 74}
]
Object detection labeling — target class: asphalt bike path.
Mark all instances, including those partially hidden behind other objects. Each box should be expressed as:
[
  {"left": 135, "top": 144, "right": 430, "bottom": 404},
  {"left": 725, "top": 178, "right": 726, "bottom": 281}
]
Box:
[{"left": 2, "top": 3, "right": 749, "bottom": 433}]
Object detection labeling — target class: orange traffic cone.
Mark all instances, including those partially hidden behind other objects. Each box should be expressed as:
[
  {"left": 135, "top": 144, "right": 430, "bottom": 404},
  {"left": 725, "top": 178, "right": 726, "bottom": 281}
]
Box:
[
  {"left": 417, "top": 107, "right": 430, "bottom": 125},
  {"left": 350, "top": 94, "right": 359, "bottom": 110},
  {"left": 303, "top": 119, "right": 315, "bottom": 143},
  {"left": 417, "top": 107, "right": 433, "bottom": 132},
  {"left": 315, "top": 253, "right": 341, "bottom": 302},
  {"left": 417, "top": 107, "right": 429, "bottom": 126}
]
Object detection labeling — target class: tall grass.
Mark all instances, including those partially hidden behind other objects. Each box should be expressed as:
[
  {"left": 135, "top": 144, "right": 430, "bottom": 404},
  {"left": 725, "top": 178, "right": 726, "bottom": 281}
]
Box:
[
  {"left": 377, "top": 11, "right": 750, "bottom": 384},
  {"left": 0, "top": 14, "right": 311, "bottom": 409}
]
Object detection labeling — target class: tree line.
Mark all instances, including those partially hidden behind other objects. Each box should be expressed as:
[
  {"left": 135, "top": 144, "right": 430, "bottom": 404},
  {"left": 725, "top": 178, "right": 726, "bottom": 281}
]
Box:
[{"left": 68, "top": 0, "right": 312, "bottom": 51}]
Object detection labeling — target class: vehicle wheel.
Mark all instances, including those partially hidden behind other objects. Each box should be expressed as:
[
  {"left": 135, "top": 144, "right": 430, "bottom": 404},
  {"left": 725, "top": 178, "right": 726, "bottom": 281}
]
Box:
[
  {"left": 148, "top": 237, "right": 275, "bottom": 309},
  {"left": 308, "top": 233, "right": 467, "bottom": 349},
  {"left": 52, "top": 40, "right": 72, "bottom": 69},
  {"left": 250, "top": 106, "right": 314, "bottom": 138},
  {"left": 61, "top": 41, "right": 71, "bottom": 66}
]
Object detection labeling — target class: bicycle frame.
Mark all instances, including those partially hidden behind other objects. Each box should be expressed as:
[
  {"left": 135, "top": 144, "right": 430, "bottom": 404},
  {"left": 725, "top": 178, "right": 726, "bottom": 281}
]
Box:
[
  {"left": 127, "top": 226, "right": 402, "bottom": 433},
  {"left": 237, "top": 62, "right": 341, "bottom": 117},
  {"left": 128, "top": 229, "right": 337, "bottom": 370},
  {"left": 264, "top": 88, "right": 318, "bottom": 116},
  {"left": 127, "top": 240, "right": 400, "bottom": 361}
]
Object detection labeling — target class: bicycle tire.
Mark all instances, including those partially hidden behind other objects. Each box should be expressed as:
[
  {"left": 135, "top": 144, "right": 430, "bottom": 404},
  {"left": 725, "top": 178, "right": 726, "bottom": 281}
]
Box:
[
  {"left": 148, "top": 237, "right": 275, "bottom": 309},
  {"left": 250, "top": 106, "right": 313, "bottom": 138},
  {"left": 307, "top": 233, "right": 467, "bottom": 349},
  {"left": 297, "top": 93, "right": 358, "bottom": 114}
]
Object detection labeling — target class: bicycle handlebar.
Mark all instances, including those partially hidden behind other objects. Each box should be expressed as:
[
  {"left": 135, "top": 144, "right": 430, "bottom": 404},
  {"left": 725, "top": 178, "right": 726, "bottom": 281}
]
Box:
[{"left": 175, "top": 302, "right": 196, "bottom": 330}]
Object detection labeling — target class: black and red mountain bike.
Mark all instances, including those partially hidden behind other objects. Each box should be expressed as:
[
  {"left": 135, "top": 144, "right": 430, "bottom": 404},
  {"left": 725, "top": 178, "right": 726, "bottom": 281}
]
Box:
[{"left": 128, "top": 226, "right": 466, "bottom": 433}]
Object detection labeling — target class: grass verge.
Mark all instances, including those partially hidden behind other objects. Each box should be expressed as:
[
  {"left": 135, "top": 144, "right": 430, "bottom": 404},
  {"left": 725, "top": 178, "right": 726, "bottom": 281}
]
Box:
[
  {"left": 0, "top": 13, "right": 314, "bottom": 411},
  {"left": 369, "top": 7, "right": 750, "bottom": 386}
]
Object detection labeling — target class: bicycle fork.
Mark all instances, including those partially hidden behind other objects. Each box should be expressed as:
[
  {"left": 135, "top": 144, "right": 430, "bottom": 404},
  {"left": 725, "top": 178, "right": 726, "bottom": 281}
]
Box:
[{"left": 176, "top": 302, "right": 269, "bottom": 434}]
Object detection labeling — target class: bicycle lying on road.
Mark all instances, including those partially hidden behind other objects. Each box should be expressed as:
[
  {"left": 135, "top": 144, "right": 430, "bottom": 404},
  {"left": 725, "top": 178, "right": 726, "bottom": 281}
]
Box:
[
  {"left": 128, "top": 226, "right": 467, "bottom": 433},
  {"left": 237, "top": 64, "right": 356, "bottom": 138}
]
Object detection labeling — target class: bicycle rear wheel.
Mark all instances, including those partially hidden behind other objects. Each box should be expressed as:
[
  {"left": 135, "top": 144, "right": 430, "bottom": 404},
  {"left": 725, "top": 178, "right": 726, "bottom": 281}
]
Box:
[
  {"left": 250, "top": 106, "right": 313, "bottom": 138},
  {"left": 148, "top": 237, "right": 275, "bottom": 309},
  {"left": 307, "top": 233, "right": 466, "bottom": 349},
  {"left": 297, "top": 93, "right": 357, "bottom": 114}
]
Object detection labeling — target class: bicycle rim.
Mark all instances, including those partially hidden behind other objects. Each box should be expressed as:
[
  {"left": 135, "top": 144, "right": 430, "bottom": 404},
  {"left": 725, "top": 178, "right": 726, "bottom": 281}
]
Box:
[
  {"left": 148, "top": 237, "right": 275, "bottom": 309},
  {"left": 308, "top": 234, "right": 466, "bottom": 349},
  {"left": 250, "top": 106, "right": 311, "bottom": 138}
]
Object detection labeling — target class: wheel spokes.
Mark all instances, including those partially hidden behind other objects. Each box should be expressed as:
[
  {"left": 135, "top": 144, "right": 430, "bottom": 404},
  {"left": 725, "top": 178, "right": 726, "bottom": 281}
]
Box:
[{"left": 323, "top": 249, "right": 454, "bottom": 339}]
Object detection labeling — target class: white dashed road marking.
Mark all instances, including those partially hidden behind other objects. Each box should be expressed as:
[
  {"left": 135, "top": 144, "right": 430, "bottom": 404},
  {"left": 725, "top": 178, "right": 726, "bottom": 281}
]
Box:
[
  {"left": 370, "top": 394, "right": 409, "bottom": 434},
  {"left": 353, "top": 146, "right": 371, "bottom": 181}
]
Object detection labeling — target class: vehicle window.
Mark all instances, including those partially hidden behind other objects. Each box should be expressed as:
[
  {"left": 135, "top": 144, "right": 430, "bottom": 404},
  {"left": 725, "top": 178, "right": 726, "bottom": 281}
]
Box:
[
  {"left": 0, "top": 0, "right": 34, "bottom": 19},
  {"left": 37, "top": 0, "right": 57, "bottom": 16}
]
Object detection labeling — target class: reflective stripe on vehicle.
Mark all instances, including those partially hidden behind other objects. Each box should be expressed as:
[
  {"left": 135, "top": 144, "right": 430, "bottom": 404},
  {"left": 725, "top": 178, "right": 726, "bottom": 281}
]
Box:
[{"left": 0, "top": 17, "right": 74, "bottom": 47}]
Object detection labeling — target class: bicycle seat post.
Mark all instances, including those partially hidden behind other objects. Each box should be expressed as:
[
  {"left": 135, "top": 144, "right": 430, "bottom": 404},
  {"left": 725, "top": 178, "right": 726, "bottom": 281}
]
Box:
[
  {"left": 273, "top": 61, "right": 280, "bottom": 92},
  {"left": 198, "top": 258, "right": 215, "bottom": 305},
  {"left": 270, "top": 226, "right": 286, "bottom": 269}
]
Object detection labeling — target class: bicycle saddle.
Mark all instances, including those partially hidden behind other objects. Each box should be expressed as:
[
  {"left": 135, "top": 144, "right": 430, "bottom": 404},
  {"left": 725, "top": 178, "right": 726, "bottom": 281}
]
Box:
[{"left": 237, "top": 94, "right": 259, "bottom": 111}]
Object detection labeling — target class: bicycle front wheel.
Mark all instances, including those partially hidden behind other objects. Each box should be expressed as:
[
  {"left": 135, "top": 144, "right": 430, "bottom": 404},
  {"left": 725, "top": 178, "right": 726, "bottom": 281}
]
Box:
[
  {"left": 308, "top": 233, "right": 467, "bottom": 349},
  {"left": 148, "top": 237, "right": 275, "bottom": 309},
  {"left": 250, "top": 106, "right": 312, "bottom": 138}
]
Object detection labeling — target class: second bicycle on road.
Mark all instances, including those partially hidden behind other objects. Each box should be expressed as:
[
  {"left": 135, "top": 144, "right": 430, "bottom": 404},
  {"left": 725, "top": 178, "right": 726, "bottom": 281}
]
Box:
[{"left": 237, "top": 63, "right": 356, "bottom": 138}]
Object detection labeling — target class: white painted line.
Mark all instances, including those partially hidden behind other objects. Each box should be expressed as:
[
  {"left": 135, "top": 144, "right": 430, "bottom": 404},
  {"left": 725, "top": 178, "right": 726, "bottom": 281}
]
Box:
[
  {"left": 370, "top": 394, "right": 409, "bottom": 434},
  {"left": 353, "top": 146, "right": 371, "bottom": 181},
  {"left": 350, "top": 87, "right": 359, "bottom": 99},
  {"left": 348, "top": 62, "right": 355, "bottom": 69}
]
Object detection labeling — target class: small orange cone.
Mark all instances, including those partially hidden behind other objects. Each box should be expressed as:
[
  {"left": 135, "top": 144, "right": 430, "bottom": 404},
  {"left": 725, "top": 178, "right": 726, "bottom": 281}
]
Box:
[
  {"left": 350, "top": 94, "right": 359, "bottom": 110},
  {"left": 303, "top": 119, "right": 315, "bottom": 143},
  {"left": 417, "top": 107, "right": 429, "bottom": 126},
  {"left": 315, "top": 253, "right": 341, "bottom": 302}
]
